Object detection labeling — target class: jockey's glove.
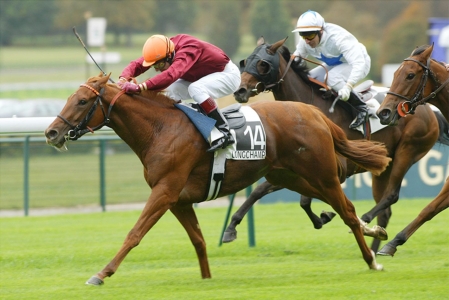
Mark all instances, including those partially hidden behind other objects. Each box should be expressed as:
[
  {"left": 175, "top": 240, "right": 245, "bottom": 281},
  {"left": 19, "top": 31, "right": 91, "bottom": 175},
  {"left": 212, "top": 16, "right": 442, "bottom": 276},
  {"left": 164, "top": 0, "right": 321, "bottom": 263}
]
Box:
[
  {"left": 119, "top": 81, "right": 143, "bottom": 94},
  {"left": 338, "top": 83, "right": 353, "bottom": 101}
]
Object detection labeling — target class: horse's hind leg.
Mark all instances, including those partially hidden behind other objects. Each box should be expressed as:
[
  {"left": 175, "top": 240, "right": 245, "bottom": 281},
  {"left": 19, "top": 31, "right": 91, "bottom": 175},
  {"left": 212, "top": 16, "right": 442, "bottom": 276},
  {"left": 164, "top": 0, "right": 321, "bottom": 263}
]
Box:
[
  {"left": 325, "top": 189, "right": 382, "bottom": 270},
  {"left": 268, "top": 173, "right": 381, "bottom": 270},
  {"left": 170, "top": 204, "right": 211, "bottom": 278},
  {"left": 300, "top": 195, "right": 336, "bottom": 229},
  {"left": 222, "top": 181, "right": 282, "bottom": 243}
]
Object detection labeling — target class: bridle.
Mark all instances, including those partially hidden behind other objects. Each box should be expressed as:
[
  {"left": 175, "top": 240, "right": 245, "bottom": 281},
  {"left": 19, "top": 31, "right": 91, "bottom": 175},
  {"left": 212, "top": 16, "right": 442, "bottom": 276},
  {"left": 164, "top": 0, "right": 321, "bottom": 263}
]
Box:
[
  {"left": 387, "top": 57, "right": 449, "bottom": 117},
  {"left": 57, "top": 84, "right": 125, "bottom": 141}
]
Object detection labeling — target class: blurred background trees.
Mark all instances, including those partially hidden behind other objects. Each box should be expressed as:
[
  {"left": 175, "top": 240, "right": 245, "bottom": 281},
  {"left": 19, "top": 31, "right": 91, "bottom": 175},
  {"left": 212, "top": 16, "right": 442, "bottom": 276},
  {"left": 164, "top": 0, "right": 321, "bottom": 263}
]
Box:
[{"left": 0, "top": 0, "right": 448, "bottom": 82}]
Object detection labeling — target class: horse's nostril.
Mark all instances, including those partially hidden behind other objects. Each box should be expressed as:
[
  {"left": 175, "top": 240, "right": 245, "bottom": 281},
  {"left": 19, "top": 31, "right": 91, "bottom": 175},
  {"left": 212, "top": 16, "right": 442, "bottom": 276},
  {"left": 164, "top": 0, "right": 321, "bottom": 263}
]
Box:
[
  {"left": 380, "top": 109, "right": 390, "bottom": 117},
  {"left": 45, "top": 129, "right": 58, "bottom": 139},
  {"left": 235, "top": 88, "right": 247, "bottom": 95}
]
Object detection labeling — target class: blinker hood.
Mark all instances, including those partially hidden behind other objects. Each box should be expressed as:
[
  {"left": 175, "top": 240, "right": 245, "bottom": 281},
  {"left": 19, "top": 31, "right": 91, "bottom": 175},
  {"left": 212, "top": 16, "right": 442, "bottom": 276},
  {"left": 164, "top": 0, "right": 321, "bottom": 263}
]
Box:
[{"left": 241, "top": 44, "right": 280, "bottom": 85}]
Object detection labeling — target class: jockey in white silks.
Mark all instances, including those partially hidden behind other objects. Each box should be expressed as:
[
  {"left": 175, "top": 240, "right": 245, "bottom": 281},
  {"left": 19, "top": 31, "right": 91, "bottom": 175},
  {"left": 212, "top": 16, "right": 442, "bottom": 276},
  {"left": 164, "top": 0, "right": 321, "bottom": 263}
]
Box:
[{"left": 292, "top": 10, "right": 371, "bottom": 129}]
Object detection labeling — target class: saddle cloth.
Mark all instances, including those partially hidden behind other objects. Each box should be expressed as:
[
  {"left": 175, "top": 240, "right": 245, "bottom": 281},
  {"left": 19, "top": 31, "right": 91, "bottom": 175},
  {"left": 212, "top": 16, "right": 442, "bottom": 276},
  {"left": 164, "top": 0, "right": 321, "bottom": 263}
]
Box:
[{"left": 175, "top": 103, "right": 266, "bottom": 200}]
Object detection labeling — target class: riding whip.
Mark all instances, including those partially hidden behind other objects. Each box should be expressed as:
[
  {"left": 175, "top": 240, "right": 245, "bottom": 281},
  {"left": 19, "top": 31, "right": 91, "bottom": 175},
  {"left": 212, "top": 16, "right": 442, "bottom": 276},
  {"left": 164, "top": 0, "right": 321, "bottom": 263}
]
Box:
[
  {"left": 72, "top": 27, "right": 115, "bottom": 83},
  {"left": 329, "top": 95, "right": 341, "bottom": 113}
]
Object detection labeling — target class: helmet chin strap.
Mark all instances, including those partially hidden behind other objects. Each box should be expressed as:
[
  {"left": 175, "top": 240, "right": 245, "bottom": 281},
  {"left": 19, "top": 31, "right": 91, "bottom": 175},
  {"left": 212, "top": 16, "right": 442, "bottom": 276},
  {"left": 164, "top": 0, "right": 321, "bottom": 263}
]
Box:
[
  {"left": 165, "top": 36, "right": 175, "bottom": 64},
  {"left": 317, "top": 29, "right": 323, "bottom": 41},
  {"left": 167, "top": 50, "right": 175, "bottom": 64}
]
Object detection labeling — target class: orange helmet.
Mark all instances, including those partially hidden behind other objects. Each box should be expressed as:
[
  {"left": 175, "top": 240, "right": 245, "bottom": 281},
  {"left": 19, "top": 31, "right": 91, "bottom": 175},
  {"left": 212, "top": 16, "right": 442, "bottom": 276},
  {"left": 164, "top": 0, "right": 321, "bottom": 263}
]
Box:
[{"left": 141, "top": 35, "right": 175, "bottom": 67}]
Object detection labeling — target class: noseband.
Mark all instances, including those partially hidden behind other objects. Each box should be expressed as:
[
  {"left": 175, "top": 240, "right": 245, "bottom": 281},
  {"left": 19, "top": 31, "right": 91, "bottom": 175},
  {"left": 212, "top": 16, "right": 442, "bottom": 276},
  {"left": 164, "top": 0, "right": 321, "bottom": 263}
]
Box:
[
  {"left": 57, "top": 84, "right": 124, "bottom": 140},
  {"left": 387, "top": 57, "right": 449, "bottom": 116}
]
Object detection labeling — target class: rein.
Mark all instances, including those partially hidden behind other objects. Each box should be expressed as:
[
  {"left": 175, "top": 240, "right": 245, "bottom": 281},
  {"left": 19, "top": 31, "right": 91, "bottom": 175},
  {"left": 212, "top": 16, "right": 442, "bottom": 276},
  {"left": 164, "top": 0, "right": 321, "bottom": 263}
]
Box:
[
  {"left": 387, "top": 57, "right": 449, "bottom": 116},
  {"left": 247, "top": 45, "right": 330, "bottom": 95},
  {"left": 251, "top": 55, "right": 294, "bottom": 95},
  {"left": 263, "top": 55, "right": 295, "bottom": 91},
  {"left": 57, "top": 84, "right": 125, "bottom": 140}
]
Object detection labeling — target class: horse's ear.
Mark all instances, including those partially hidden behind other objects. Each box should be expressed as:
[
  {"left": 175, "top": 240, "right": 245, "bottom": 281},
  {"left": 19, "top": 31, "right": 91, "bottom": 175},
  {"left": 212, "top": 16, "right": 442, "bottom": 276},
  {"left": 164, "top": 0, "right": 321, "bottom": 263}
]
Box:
[
  {"left": 257, "top": 36, "right": 265, "bottom": 46},
  {"left": 98, "top": 73, "right": 110, "bottom": 85},
  {"left": 270, "top": 37, "right": 288, "bottom": 53},
  {"left": 423, "top": 44, "right": 434, "bottom": 59}
]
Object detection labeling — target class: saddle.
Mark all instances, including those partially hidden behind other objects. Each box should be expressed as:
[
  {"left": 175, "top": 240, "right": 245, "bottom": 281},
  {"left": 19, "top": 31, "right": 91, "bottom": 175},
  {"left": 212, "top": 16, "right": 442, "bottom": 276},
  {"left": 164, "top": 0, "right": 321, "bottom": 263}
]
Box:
[
  {"left": 221, "top": 103, "right": 245, "bottom": 129},
  {"left": 190, "top": 102, "right": 246, "bottom": 129}
]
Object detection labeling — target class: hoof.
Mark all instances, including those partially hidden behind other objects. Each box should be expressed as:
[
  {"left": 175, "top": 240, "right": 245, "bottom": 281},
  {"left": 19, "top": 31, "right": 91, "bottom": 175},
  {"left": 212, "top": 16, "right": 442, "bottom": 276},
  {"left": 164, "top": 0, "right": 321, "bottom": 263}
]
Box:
[
  {"left": 222, "top": 229, "right": 237, "bottom": 243},
  {"left": 370, "top": 263, "right": 384, "bottom": 271},
  {"left": 369, "top": 250, "right": 384, "bottom": 271},
  {"left": 320, "top": 211, "right": 336, "bottom": 225},
  {"left": 377, "top": 244, "right": 397, "bottom": 257},
  {"left": 85, "top": 276, "right": 104, "bottom": 286},
  {"left": 373, "top": 225, "right": 388, "bottom": 241},
  {"left": 313, "top": 222, "right": 323, "bottom": 230}
]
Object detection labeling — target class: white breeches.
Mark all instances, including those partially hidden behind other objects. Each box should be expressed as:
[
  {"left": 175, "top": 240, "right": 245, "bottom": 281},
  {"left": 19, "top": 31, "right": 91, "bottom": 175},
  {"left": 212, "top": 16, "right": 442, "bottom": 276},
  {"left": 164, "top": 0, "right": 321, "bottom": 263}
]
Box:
[
  {"left": 165, "top": 60, "right": 241, "bottom": 104},
  {"left": 309, "top": 63, "right": 356, "bottom": 91}
]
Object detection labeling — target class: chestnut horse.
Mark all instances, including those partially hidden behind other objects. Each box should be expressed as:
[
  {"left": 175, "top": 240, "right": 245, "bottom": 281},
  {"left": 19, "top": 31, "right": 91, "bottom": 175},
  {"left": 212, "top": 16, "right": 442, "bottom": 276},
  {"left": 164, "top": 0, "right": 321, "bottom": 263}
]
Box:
[
  {"left": 45, "top": 73, "right": 391, "bottom": 285},
  {"left": 226, "top": 37, "right": 449, "bottom": 253},
  {"left": 376, "top": 44, "right": 449, "bottom": 256}
]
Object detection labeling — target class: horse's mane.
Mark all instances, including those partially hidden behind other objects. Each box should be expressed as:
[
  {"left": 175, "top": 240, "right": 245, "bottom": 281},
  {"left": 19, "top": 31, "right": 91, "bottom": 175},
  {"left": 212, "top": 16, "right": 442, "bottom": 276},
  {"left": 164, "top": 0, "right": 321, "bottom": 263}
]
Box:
[
  {"left": 411, "top": 45, "right": 431, "bottom": 56},
  {"left": 278, "top": 45, "right": 310, "bottom": 83},
  {"left": 97, "top": 81, "right": 178, "bottom": 107},
  {"left": 83, "top": 75, "right": 175, "bottom": 107}
]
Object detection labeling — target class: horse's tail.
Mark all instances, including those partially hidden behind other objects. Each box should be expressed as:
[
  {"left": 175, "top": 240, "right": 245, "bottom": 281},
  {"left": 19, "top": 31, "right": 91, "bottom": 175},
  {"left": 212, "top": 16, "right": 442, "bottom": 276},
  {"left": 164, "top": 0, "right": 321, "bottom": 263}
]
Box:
[
  {"left": 433, "top": 110, "right": 449, "bottom": 146},
  {"left": 322, "top": 115, "right": 392, "bottom": 176}
]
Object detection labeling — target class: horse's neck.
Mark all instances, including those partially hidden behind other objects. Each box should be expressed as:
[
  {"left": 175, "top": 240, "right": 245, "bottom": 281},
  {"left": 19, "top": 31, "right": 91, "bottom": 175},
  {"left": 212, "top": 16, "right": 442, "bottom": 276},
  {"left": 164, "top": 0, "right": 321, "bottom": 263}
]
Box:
[
  {"left": 107, "top": 92, "right": 174, "bottom": 158},
  {"left": 273, "top": 67, "right": 313, "bottom": 102},
  {"left": 274, "top": 67, "right": 331, "bottom": 111},
  {"left": 430, "top": 62, "right": 449, "bottom": 121}
]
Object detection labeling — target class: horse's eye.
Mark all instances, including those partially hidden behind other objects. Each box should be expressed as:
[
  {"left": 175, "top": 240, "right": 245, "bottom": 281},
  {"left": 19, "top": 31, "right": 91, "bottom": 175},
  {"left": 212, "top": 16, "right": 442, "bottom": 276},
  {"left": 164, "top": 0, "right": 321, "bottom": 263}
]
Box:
[
  {"left": 258, "top": 61, "right": 271, "bottom": 74},
  {"left": 78, "top": 99, "right": 88, "bottom": 105},
  {"left": 406, "top": 73, "right": 415, "bottom": 80}
]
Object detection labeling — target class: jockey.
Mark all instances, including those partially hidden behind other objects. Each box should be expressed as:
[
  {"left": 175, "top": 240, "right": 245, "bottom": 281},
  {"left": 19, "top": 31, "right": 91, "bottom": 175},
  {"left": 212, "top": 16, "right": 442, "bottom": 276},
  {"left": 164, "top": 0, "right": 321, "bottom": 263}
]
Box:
[
  {"left": 118, "top": 34, "right": 241, "bottom": 152},
  {"left": 292, "top": 10, "right": 371, "bottom": 129}
]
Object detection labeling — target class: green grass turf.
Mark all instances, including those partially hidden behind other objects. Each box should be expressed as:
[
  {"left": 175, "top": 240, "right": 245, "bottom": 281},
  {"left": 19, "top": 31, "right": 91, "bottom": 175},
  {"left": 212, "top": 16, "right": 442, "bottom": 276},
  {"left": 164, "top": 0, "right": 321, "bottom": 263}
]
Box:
[
  {"left": 0, "top": 148, "right": 150, "bottom": 210},
  {"left": 0, "top": 200, "right": 447, "bottom": 299}
]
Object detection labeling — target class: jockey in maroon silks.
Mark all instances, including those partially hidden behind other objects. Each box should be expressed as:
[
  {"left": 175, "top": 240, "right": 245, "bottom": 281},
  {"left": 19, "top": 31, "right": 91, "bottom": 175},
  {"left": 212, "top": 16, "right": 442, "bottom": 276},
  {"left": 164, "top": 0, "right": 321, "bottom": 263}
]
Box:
[{"left": 118, "top": 34, "right": 241, "bottom": 152}]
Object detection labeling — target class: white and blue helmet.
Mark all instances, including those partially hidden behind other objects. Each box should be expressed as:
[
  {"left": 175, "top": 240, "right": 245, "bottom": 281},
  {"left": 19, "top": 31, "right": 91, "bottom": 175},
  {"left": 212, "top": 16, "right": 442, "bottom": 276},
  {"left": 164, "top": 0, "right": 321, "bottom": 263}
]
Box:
[{"left": 292, "top": 10, "right": 325, "bottom": 33}]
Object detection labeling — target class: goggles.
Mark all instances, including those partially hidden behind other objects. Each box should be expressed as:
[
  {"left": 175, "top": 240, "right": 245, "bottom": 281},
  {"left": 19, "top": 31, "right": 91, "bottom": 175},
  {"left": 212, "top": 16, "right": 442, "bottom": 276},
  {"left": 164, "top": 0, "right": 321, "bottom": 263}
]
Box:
[
  {"left": 153, "top": 58, "right": 167, "bottom": 70},
  {"left": 299, "top": 31, "right": 319, "bottom": 41}
]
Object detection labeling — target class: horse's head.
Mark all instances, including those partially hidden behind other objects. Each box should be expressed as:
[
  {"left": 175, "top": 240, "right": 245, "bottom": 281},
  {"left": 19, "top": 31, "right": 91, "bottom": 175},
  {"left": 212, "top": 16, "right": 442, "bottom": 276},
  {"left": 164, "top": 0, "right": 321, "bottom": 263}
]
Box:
[
  {"left": 45, "top": 72, "right": 114, "bottom": 151},
  {"left": 234, "top": 37, "right": 287, "bottom": 103},
  {"left": 377, "top": 44, "right": 434, "bottom": 126}
]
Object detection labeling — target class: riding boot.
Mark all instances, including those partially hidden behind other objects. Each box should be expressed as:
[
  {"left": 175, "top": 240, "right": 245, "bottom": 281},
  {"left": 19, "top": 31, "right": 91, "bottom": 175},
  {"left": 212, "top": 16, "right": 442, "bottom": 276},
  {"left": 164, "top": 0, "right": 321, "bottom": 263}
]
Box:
[
  {"left": 199, "top": 98, "right": 235, "bottom": 152},
  {"left": 347, "top": 92, "right": 369, "bottom": 129}
]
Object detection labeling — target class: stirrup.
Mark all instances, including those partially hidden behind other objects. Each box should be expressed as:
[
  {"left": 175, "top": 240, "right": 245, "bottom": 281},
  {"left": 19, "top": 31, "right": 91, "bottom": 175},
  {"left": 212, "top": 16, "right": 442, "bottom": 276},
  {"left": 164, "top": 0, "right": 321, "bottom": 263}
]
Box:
[
  {"left": 207, "top": 135, "right": 234, "bottom": 152},
  {"left": 349, "top": 112, "right": 368, "bottom": 129}
]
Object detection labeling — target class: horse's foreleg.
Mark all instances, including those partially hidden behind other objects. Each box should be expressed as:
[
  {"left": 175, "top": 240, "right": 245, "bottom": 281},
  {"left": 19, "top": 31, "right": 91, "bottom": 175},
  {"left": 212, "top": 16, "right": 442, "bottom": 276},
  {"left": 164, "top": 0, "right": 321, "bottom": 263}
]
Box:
[
  {"left": 86, "top": 192, "right": 173, "bottom": 286},
  {"left": 222, "top": 181, "right": 282, "bottom": 243},
  {"left": 170, "top": 205, "right": 211, "bottom": 279},
  {"left": 361, "top": 165, "right": 401, "bottom": 224},
  {"left": 378, "top": 181, "right": 449, "bottom": 256},
  {"left": 370, "top": 207, "right": 391, "bottom": 253},
  {"left": 360, "top": 189, "right": 399, "bottom": 224}
]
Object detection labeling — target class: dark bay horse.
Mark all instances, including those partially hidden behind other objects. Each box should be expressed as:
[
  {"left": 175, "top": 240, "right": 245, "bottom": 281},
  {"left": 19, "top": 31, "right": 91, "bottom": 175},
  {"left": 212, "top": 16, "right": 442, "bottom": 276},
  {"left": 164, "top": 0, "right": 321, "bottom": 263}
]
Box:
[
  {"left": 226, "top": 37, "right": 449, "bottom": 252},
  {"left": 45, "top": 73, "right": 391, "bottom": 285},
  {"left": 376, "top": 44, "right": 449, "bottom": 256}
]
